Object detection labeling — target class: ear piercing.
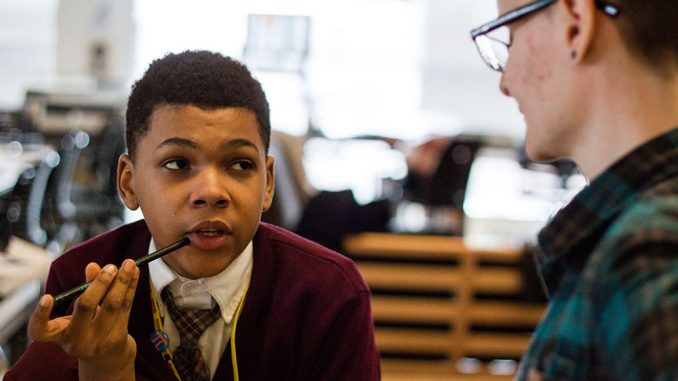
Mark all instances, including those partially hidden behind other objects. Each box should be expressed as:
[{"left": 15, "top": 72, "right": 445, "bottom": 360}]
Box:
[{"left": 570, "top": 51, "right": 577, "bottom": 59}]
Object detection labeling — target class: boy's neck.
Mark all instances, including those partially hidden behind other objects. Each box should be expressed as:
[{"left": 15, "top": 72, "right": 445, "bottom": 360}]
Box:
[{"left": 569, "top": 60, "right": 678, "bottom": 180}]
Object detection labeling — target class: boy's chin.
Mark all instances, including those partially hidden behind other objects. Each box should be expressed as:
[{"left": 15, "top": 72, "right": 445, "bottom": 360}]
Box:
[
  {"left": 175, "top": 264, "right": 230, "bottom": 279},
  {"left": 166, "top": 252, "right": 235, "bottom": 279}
]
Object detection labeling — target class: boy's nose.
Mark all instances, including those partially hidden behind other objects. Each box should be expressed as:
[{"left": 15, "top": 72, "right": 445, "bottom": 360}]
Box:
[{"left": 190, "top": 170, "right": 230, "bottom": 208}]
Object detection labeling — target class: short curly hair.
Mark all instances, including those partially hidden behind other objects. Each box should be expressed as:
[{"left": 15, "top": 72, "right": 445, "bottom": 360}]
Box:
[{"left": 125, "top": 50, "right": 270, "bottom": 159}]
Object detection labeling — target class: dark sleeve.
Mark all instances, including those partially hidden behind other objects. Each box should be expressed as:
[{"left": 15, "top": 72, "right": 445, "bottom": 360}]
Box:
[
  {"left": 4, "top": 342, "right": 79, "bottom": 381},
  {"left": 309, "top": 289, "right": 381, "bottom": 381},
  {"left": 593, "top": 227, "right": 678, "bottom": 380},
  {"left": 6, "top": 341, "right": 155, "bottom": 381}
]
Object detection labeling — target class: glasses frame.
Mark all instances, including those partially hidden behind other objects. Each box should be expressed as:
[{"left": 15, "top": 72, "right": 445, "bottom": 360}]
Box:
[{"left": 470, "top": 0, "right": 621, "bottom": 72}]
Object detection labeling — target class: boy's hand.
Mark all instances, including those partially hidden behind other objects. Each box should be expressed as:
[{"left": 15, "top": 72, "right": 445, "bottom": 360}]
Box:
[{"left": 28, "top": 259, "right": 140, "bottom": 381}]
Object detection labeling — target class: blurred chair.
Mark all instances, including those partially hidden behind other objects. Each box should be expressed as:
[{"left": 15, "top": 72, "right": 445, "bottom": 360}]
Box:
[
  {"left": 295, "top": 189, "right": 391, "bottom": 253},
  {"left": 2, "top": 152, "right": 60, "bottom": 248},
  {"left": 0, "top": 142, "right": 66, "bottom": 367},
  {"left": 430, "top": 137, "right": 483, "bottom": 209},
  {"left": 398, "top": 136, "right": 483, "bottom": 236},
  {"left": 69, "top": 116, "right": 126, "bottom": 240},
  {"left": 404, "top": 136, "right": 483, "bottom": 210},
  {"left": 42, "top": 130, "right": 90, "bottom": 254}
]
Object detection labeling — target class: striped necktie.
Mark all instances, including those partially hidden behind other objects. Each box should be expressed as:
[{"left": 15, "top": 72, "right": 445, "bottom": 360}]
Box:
[{"left": 161, "top": 288, "right": 221, "bottom": 381}]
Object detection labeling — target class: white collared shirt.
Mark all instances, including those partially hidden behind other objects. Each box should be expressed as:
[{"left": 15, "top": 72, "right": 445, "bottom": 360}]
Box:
[{"left": 148, "top": 239, "right": 253, "bottom": 378}]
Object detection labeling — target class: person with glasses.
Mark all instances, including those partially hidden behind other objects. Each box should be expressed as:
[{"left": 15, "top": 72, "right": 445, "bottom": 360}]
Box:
[{"left": 471, "top": 0, "right": 678, "bottom": 380}]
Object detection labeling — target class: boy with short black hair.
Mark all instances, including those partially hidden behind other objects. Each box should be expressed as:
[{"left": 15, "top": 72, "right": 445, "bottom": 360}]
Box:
[{"left": 6, "top": 50, "right": 380, "bottom": 381}]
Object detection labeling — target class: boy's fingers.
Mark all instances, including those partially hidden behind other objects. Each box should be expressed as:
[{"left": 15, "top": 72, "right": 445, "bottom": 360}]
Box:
[
  {"left": 123, "top": 265, "right": 140, "bottom": 312},
  {"left": 118, "top": 266, "right": 140, "bottom": 329},
  {"left": 85, "top": 262, "right": 102, "bottom": 282},
  {"left": 68, "top": 265, "right": 117, "bottom": 337},
  {"left": 93, "top": 260, "right": 138, "bottom": 330},
  {"left": 28, "top": 295, "right": 56, "bottom": 341}
]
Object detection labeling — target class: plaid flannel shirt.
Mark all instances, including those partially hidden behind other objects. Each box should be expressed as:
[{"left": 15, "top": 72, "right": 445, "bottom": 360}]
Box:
[{"left": 516, "top": 127, "right": 678, "bottom": 380}]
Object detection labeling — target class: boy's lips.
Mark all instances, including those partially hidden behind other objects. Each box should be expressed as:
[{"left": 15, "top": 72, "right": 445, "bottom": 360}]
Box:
[{"left": 186, "top": 221, "right": 233, "bottom": 251}]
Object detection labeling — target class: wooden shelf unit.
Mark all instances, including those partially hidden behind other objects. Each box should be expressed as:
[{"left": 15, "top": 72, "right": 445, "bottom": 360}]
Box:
[{"left": 344, "top": 233, "right": 546, "bottom": 380}]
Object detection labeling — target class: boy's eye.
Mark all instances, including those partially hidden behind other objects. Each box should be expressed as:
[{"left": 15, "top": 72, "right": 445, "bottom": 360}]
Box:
[
  {"left": 162, "top": 159, "right": 189, "bottom": 170},
  {"left": 231, "top": 160, "right": 255, "bottom": 171}
]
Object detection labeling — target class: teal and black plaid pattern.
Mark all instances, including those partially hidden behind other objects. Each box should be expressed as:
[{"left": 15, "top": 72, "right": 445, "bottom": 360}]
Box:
[
  {"left": 516, "top": 127, "right": 678, "bottom": 380},
  {"left": 162, "top": 288, "right": 221, "bottom": 381}
]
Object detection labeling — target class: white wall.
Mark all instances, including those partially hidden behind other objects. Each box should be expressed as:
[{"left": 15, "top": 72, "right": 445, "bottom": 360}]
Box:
[
  {"left": 0, "top": 0, "right": 57, "bottom": 109},
  {"left": 57, "top": 0, "right": 135, "bottom": 88},
  {"left": 0, "top": 0, "right": 526, "bottom": 142},
  {"left": 420, "top": 0, "right": 524, "bottom": 140}
]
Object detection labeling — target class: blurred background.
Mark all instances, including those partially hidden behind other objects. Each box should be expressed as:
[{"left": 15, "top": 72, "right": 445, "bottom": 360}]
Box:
[{"left": 0, "top": 0, "right": 587, "bottom": 379}]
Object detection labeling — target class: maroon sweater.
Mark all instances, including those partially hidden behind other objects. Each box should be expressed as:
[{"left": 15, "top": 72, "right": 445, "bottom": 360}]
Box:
[{"left": 6, "top": 220, "right": 380, "bottom": 380}]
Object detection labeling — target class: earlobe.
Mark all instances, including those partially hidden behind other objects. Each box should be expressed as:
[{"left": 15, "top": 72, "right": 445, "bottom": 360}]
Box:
[
  {"left": 117, "top": 154, "right": 140, "bottom": 210},
  {"left": 262, "top": 155, "right": 275, "bottom": 212},
  {"left": 561, "top": 0, "right": 596, "bottom": 62}
]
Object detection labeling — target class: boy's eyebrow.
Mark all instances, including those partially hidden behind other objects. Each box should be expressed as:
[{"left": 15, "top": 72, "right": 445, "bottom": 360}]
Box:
[
  {"left": 223, "top": 138, "right": 260, "bottom": 153},
  {"left": 156, "top": 137, "right": 260, "bottom": 153},
  {"left": 156, "top": 137, "right": 198, "bottom": 151}
]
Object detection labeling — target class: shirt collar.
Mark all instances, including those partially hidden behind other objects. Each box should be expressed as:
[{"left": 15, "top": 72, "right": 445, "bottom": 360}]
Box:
[
  {"left": 149, "top": 240, "right": 253, "bottom": 324},
  {"left": 536, "top": 127, "right": 678, "bottom": 292}
]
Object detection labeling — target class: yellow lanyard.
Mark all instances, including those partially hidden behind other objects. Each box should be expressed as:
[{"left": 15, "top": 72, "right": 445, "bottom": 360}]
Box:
[{"left": 149, "top": 280, "right": 248, "bottom": 381}]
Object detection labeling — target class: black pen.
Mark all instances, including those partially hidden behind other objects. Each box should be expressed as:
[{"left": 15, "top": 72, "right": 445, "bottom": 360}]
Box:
[{"left": 53, "top": 237, "right": 190, "bottom": 307}]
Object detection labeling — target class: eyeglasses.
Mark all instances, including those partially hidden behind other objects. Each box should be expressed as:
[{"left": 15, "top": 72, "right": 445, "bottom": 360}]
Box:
[{"left": 470, "top": 0, "right": 621, "bottom": 72}]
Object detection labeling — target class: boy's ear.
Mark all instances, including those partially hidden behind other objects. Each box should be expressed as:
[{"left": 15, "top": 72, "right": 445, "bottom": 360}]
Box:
[
  {"left": 262, "top": 155, "right": 275, "bottom": 212},
  {"left": 117, "top": 153, "right": 140, "bottom": 210},
  {"left": 560, "top": 0, "right": 596, "bottom": 63}
]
